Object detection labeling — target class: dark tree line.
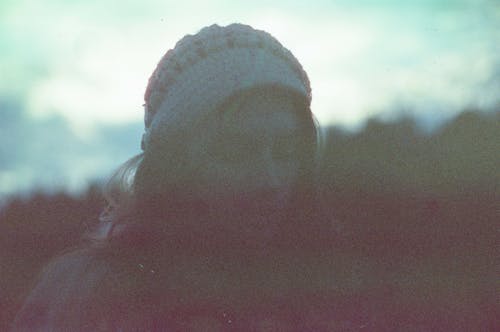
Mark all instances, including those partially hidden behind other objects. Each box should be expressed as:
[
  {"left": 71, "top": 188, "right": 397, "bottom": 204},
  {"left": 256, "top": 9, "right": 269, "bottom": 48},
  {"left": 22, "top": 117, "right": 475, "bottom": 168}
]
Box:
[
  {"left": 1, "top": 110, "right": 498, "bottom": 330},
  {"left": 321, "top": 110, "right": 499, "bottom": 195}
]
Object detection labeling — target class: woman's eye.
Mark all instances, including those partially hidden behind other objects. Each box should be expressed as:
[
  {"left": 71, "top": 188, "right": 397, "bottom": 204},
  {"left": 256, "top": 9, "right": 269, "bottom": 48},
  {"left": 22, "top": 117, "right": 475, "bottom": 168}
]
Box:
[
  {"left": 273, "top": 143, "right": 297, "bottom": 160},
  {"left": 210, "top": 139, "right": 257, "bottom": 163},
  {"left": 273, "top": 135, "right": 305, "bottom": 160}
]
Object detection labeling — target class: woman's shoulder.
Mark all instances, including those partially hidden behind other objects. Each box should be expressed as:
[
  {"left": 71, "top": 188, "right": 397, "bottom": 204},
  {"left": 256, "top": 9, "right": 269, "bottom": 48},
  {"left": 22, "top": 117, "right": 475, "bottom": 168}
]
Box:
[
  {"left": 11, "top": 246, "right": 159, "bottom": 331},
  {"left": 11, "top": 249, "right": 94, "bottom": 330}
]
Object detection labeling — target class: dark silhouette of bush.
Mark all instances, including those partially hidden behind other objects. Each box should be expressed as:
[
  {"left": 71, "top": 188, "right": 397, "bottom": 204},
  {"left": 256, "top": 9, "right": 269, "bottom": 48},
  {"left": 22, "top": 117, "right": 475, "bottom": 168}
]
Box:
[{"left": 320, "top": 110, "right": 500, "bottom": 195}]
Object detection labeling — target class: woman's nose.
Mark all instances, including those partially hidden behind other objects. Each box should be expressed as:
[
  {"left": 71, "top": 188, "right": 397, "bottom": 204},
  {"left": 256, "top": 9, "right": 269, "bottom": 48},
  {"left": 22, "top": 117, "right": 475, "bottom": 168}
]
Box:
[{"left": 260, "top": 148, "right": 282, "bottom": 188}]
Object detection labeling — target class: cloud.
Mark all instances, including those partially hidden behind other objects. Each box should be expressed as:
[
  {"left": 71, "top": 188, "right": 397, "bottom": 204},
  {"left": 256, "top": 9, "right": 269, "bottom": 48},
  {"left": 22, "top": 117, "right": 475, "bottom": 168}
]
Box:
[{"left": 0, "top": 96, "right": 143, "bottom": 198}]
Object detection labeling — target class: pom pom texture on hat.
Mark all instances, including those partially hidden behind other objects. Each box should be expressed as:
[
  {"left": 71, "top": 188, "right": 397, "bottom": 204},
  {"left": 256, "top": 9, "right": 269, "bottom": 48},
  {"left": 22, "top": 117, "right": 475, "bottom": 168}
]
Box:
[{"left": 142, "top": 23, "right": 311, "bottom": 151}]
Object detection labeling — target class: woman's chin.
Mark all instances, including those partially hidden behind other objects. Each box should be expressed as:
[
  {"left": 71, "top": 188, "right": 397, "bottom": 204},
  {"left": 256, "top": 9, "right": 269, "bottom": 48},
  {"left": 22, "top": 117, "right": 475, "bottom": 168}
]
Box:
[{"left": 220, "top": 207, "right": 285, "bottom": 245}]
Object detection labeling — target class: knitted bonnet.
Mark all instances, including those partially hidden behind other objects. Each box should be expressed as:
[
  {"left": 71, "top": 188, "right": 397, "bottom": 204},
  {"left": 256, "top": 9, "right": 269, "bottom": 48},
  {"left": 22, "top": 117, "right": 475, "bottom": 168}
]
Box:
[{"left": 141, "top": 23, "right": 312, "bottom": 152}]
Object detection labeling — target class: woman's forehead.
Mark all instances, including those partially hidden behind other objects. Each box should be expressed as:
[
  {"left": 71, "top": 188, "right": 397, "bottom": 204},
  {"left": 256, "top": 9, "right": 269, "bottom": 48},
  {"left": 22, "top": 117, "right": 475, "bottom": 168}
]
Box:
[{"left": 220, "top": 92, "right": 302, "bottom": 136}]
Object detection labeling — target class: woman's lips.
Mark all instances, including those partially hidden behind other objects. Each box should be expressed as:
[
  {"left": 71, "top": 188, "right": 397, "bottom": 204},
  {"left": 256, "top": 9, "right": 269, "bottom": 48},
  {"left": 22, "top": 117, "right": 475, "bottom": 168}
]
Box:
[{"left": 228, "top": 190, "right": 290, "bottom": 214}]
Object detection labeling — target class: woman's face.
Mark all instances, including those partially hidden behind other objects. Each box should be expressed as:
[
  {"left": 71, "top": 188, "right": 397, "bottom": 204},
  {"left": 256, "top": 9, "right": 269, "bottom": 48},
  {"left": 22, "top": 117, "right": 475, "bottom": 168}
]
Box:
[{"left": 187, "top": 90, "right": 310, "bottom": 236}]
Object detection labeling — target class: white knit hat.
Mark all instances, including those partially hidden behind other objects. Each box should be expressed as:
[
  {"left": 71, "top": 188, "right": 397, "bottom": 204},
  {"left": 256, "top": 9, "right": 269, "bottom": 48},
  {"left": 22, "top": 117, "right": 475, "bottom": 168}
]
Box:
[{"left": 141, "top": 23, "right": 311, "bottom": 151}]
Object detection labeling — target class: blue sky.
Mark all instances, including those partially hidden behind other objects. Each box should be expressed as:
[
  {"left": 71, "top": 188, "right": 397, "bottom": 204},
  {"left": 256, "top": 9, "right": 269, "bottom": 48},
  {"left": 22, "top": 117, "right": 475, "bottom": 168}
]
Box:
[{"left": 1, "top": 0, "right": 499, "bottom": 197}]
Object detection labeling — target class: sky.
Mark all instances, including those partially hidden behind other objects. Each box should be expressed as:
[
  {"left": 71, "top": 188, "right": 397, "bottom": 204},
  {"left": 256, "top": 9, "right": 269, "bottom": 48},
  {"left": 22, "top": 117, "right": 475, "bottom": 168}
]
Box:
[{"left": 1, "top": 0, "right": 499, "bottom": 197}]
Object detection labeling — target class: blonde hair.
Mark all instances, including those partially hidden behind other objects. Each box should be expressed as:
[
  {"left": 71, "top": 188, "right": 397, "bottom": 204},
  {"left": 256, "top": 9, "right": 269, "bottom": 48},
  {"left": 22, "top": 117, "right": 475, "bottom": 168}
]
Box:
[{"left": 99, "top": 153, "right": 143, "bottom": 223}]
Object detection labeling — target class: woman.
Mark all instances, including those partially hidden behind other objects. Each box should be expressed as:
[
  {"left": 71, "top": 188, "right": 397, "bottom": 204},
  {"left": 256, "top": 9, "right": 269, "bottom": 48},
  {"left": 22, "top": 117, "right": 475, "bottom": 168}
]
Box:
[{"left": 12, "top": 23, "right": 334, "bottom": 331}]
